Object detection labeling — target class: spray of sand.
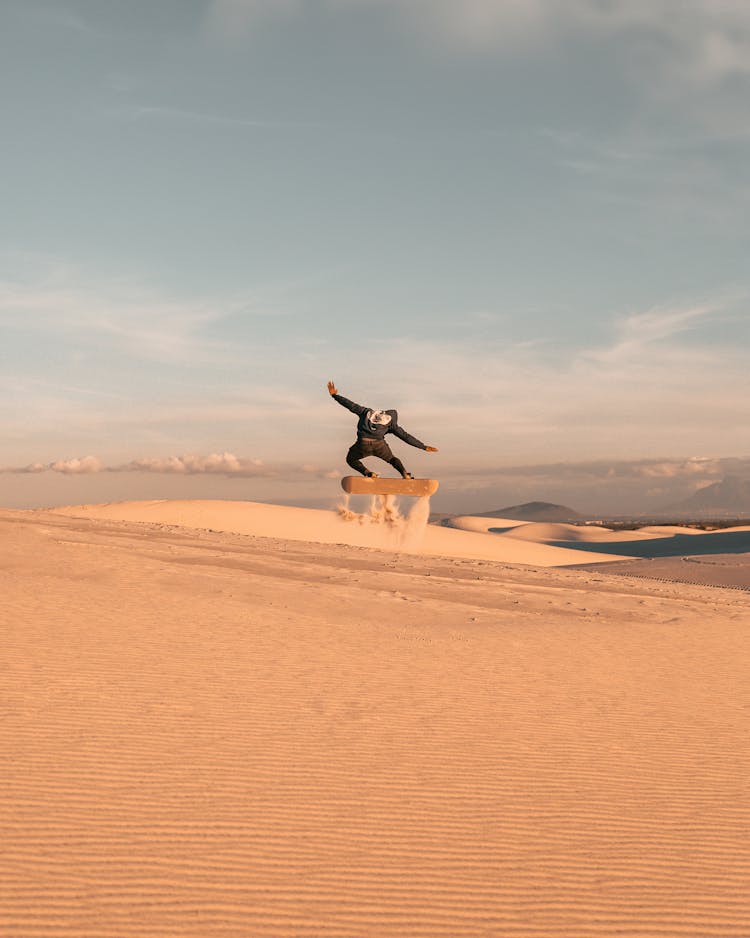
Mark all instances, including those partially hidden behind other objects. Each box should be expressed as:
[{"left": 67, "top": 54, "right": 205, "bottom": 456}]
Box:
[{"left": 337, "top": 494, "right": 431, "bottom": 551}]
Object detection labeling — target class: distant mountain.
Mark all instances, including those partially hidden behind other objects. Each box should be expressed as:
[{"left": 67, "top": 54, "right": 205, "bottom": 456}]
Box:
[
  {"left": 474, "top": 501, "right": 583, "bottom": 522},
  {"left": 666, "top": 476, "right": 750, "bottom": 516}
]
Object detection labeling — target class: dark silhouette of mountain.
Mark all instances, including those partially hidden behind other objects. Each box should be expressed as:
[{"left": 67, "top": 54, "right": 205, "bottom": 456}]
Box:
[
  {"left": 666, "top": 476, "right": 750, "bottom": 515},
  {"left": 474, "top": 501, "right": 583, "bottom": 522}
]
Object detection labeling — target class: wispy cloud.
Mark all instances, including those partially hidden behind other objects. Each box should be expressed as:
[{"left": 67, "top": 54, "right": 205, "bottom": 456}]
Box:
[
  {"left": 0, "top": 267, "right": 273, "bottom": 366},
  {"left": 206, "top": 0, "right": 301, "bottom": 37},
  {"left": 1, "top": 257, "right": 746, "bottom": 473},
  {"left": 206, "top": 0, "right": 750, "bottom": 80},
  {"left": 124, "top": 104, "right": 320, "bottom": 131},
  {"left": 582, "top": 303, "right": 720, "bottom": 364},
  {"left": 204, "top": 0, "right": 750, "bottom": 141},
  {"left": 346, "top": 294, "right": 749, "bottom": 465}
]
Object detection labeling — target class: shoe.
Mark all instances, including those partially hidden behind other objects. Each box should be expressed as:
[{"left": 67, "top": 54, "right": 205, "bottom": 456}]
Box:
[
  {"left": 366, "top": 472, "right": 379, "bottom": 478},
  {"left": 402, "top": 472, "right": 413, "bottom": 480}
]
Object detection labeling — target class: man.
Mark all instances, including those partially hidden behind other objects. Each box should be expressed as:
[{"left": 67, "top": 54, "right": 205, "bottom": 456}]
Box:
[{"left": 327, "top": 380, "right": 438, "bottom": 478}]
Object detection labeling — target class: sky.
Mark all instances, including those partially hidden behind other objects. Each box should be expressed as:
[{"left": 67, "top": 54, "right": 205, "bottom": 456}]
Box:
[{"left": 1, "top": 0, "right": 749, "bottom": 515}]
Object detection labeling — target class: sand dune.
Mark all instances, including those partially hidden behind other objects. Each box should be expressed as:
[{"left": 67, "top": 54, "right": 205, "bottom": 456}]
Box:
[
  {"left": 503, "top": 521, "right": 662, "bottom": 543},
  {"left": 2, "top": 506, "right": 749, "bottom": 938},
  {"left": 51, "top": 499, "right": 632, "bottom": 566},
  {"left": 441, "top": 514, "right": 528, "bottom": 533}
]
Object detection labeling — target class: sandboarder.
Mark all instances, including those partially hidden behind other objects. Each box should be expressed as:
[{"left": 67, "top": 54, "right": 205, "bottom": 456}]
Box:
[{"left": 327, "top": 380, "right": 438, "bottom": 478}]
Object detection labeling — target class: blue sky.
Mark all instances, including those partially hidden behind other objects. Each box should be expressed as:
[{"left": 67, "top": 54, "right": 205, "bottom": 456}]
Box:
[{"left": 1, "top": 0, "right": 749, "bottom": 513}]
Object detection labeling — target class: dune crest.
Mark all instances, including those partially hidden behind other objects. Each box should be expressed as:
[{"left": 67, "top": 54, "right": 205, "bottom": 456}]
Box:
[
  {"left": 504, "top": 521, "right": 662, "bottom": 543},
  {"left": 51, "top": 499, "right": 632, "bottom": 566}
]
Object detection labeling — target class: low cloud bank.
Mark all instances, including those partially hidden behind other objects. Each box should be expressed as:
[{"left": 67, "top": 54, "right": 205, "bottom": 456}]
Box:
[
  {"left": 49, "top": 456, "right": 105, "bottom": 475},
  {"left": 436, "top": 456, "right": 750, "bottom": 516},
  {"left": 122, "top": 453, "right": 268, "bottom": 476},
  {"left": 3, "top": 452, "right": 748, "bottom": 515},
  {"left": 479, "top": 456, "right": 732, "bottom": 485},
  {"left": 1, "top": 453, "right": 339, "bottom": 480}
]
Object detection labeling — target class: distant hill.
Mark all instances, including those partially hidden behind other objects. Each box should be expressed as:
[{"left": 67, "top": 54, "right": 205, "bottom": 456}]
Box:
[
  {"left": 474, "top": 501, "right": 583, "bottom": 522},
  {"left": 666, "top": 476, "right": 750, "bottom": 516}
]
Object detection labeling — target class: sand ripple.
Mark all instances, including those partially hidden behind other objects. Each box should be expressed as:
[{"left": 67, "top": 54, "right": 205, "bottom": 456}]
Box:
[{"left": 2, "top": 509, "right": 749, "bottom": 937}]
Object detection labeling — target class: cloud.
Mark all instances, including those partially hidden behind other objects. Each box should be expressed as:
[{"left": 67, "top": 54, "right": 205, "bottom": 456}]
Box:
[
  {"left": 205, "top": 0, "right": 750, "bottom": 80},
  {"left": 3, "top": 449, "right": 747, "bottom": 515},
  {"left": 119, "top": 452, "right": 270, "bottom": 476},
  {"left": 2, "top": 462, "right": 47, "bottom": 475},
  {"left": 417, "top": 0, "right": 750, "bottom": 87},
  {"left": 126, "top": 105, "right": 319, "bottom": 131},
  {"left": 49, "top": 456, "right": 105, "bottom": 475},
  {"left": 2, "top": 255, "right": 746, "bottom": 474},
  {"left": 446, "top": 455, "right": 732, "bottom": 485},
  {"left": 207, "top": 0, "right": 301, "bottom": 36},
  {"left": 345, "top": 294, "right": 749, "bottom": 467},
  {"left": 0, "top": 267, "right": 267, "bottom": 366},
  {"left": 0, "top": 452, "right": 341, "bottom": 480},
  {"left": 4, "top": 455, "right": 108, "bottom": 475},
  {"left": 437, "top": 454, "right": 750, "bottom": 515},
  {"left": 582, "top": 303, "right": 720, "bottom": 365},
  {"left": 629, "top": 457, "right": 724, "bottom": 480},
  {"left": 203, "top": 0, "right": 750, "bottom": 140},
  {"left": 301, "top": 463, "right": 342, "bottom": 479},
  {"left": 3, "top": 456, "right": 105, "bottom": 476}
]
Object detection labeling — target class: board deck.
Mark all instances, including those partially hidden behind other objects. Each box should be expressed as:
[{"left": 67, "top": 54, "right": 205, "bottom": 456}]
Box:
[{"left": 341, "top": 476, "right": 439, "bottom": 497}]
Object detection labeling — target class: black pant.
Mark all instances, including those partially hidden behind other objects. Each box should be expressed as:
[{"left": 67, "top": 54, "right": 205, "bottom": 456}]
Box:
[{"left": 346, "top": 438, "right": 407, "bottom": 477}]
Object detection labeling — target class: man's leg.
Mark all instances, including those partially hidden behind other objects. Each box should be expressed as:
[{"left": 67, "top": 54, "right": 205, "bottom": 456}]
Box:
[
  {"left": 389, "top": 455, "right": 409, "bottom": 477},
  {"left": 372, "top": 441, "right": 409, "bottom": 478},
  {"left": 346, "top": 442, "right": 377, "bottom": 477}
]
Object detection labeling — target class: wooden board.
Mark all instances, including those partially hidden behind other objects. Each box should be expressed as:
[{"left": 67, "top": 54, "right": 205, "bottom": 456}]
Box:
[{"left": 341, "top": 476, "right": 439, "bottom": 497}]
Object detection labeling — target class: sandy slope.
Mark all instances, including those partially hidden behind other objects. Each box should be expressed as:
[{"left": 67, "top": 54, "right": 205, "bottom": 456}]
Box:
[
  {"left": 502, "top": 521, "right": 663, "bottom": 543},
  {"left": 1, "top": 507, "right": 749, "bottom": 938},
  {"left": 51, "top": 499, "right": 633, "bottom": 566},
  {"left": 440, "top": 515, "right": 529, "bottom": 533}
]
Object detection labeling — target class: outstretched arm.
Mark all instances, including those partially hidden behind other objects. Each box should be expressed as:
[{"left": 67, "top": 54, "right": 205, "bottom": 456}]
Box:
[
  {"left": 391, "top": 422, "right": 438, "bottom": 452},
  {"left": 326, "top": 380, "right": 368, "bottom": 416},
  {"left": 391, "top": 423, "right": 428, "bottom": 450}
]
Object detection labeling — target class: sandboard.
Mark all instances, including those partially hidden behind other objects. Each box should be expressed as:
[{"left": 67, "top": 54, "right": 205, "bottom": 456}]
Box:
[{"left": 341, "top": 476, "right": 439, "bottom": 497}]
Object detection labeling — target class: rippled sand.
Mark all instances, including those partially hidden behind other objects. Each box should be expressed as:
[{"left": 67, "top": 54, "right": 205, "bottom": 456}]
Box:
[{"left": 2, "top": 506, "right": 749, "bottom": 937}]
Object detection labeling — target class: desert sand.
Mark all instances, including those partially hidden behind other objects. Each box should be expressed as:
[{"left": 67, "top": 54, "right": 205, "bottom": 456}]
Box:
[
  {"left": 49, "top": 499, "right": 636, "bottom": 566},
  {"left": 2, "top": 498, "right": 749, "bottom": 937}
]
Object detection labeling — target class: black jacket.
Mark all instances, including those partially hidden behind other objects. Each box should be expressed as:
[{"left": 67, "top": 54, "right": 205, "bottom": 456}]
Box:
[{"left": 332, "top": 394, "right": 426, "bottom": 449}]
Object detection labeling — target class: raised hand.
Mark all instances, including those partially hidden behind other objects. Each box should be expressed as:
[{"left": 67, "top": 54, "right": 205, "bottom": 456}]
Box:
[{"left": 327, "top": 380, "right": 338, "bottom": 396}]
